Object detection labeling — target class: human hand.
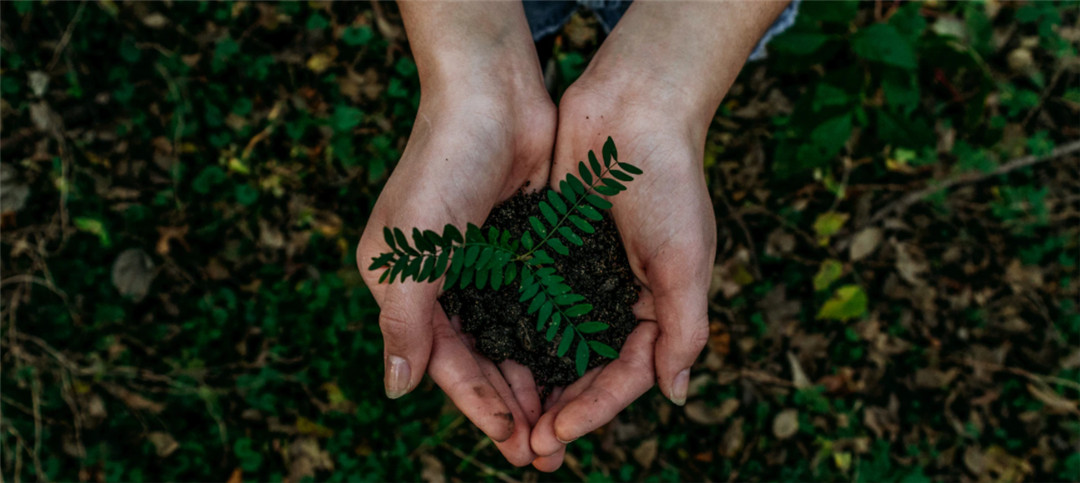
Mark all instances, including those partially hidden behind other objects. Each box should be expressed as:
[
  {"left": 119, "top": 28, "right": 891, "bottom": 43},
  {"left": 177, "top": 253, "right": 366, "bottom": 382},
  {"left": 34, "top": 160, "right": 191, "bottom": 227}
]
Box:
[
  {"left": 528, "top": 78, "right": 717, "bottom": 469},
  {"left": 356, "top": 2, "right": 557, "bottom": 465},
  {"left": 522, "top": 1, "right": 791, "bottom": 468}
]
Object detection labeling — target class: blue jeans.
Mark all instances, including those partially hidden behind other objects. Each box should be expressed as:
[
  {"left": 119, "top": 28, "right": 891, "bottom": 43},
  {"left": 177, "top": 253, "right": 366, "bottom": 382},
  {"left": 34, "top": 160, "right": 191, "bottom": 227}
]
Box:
[{"left": 523, "top": 0, "right": 801, "bottom": 61}]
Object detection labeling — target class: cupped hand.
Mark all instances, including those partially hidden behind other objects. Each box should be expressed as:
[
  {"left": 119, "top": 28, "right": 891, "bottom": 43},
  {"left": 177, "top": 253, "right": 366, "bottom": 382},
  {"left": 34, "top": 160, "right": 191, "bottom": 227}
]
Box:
[
  {"left": 356, "top": 86, "right": 555, "bottom": 465},
  {"left": 529, "top": 79, "right": 717, "bottom": 470}
]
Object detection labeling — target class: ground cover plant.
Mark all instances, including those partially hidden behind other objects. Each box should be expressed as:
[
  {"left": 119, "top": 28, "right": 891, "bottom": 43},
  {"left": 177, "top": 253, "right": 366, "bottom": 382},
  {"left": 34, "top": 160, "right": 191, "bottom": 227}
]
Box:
[{"left": 1, "top": 1, "right": 1077, "bottom": 482}]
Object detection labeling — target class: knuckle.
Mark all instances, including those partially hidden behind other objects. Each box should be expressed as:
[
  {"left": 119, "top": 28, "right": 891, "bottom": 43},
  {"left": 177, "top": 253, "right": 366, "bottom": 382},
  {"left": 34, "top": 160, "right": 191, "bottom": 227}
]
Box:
[
  {"left": 377, "top": 307, "right": 413, "bottom": 335},
  {"left": 686, "top": 318, "right": 710, "bottom": 352}
]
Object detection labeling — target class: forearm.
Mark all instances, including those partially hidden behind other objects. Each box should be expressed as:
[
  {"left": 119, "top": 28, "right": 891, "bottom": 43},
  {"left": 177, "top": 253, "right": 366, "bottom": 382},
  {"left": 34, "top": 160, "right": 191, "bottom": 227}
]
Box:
[
  {"left": 398, "top": 1, "right": 544, "bottom": 96},
  {"left": 579, "top": 1, "right": 791, "bottom": 130}
]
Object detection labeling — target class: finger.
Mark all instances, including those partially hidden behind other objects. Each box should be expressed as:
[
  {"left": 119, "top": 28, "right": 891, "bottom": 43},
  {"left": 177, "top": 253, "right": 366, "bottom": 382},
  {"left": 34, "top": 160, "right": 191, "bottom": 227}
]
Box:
[
  {"left": 552, "top": 322, "right": 659, "bottom": 443},
  {"left": 379, "top": 281, "right": 439, "bottom": 399},
  {"left": 499, "top": 360, "right": 542, "bottom": 426},
  {"left": 475, "top": 357, "right": 535, "bottom": 466},
  {"left": 652, "top": 283, "right": 709, "bottom": 406},
  {"left": 532, "top": 446, "right": 566, "bottom": 472},
  {"left": 633, "top": 285, "right": 656, "bottom": 322},
  {"left": 530, "top": 369, "right": 602, "bottom": 457},
  {"left": 428, "top": 308, "right": 515, "bottom": 443}
]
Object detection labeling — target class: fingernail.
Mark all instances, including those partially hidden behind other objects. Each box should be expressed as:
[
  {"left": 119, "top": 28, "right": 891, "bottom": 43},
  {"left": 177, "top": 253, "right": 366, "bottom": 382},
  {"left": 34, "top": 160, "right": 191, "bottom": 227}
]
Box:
[
  {"left": 385, "top": 355, "right": 410, "bottom": 399},
  {"left": 556, "top": 435, "right": 576, "bottom": 445},
  {"left": 670, "top": 368, "right": 690, "bottom": 406}
]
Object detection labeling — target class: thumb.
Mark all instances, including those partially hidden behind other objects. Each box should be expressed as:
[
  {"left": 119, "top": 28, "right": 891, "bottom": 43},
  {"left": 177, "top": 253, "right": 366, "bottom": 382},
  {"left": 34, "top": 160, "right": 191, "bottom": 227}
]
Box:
[
  {"left": 378, "top": 281, "right": 438, "bottom": 399},
  {"left": 651, "top": 271, "right": 710, "bottom": 407}
]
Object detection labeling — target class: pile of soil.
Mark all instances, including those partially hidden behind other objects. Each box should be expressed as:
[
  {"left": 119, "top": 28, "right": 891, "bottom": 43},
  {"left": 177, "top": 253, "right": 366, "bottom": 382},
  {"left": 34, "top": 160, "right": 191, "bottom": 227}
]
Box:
[{"left": 440, "top": 191, "right": 640, "bottom": 389}]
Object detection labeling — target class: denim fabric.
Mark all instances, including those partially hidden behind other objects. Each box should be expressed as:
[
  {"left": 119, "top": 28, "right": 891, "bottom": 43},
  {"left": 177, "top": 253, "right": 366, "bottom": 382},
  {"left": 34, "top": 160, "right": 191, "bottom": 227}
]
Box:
[{"left": 523, "top": 0, "right": 802, "bottom": 61}]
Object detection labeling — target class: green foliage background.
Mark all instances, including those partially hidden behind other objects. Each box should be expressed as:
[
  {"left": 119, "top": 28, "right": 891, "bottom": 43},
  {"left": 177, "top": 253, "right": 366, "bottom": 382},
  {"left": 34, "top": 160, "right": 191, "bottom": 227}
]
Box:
[{"left": 1, "top": 1, "right": 1077, "bottom": 482}]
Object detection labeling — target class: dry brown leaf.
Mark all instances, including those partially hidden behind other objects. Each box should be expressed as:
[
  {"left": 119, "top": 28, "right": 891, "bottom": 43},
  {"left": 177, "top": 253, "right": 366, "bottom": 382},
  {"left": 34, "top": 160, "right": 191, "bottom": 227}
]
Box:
[
  {"left": 684, "top": 399, "right": 739, "bottom": 425},
  {"left": 787, "top": 351, "right": 812, "bottom": 389},
  {"left": 286, "top": 437, "right": 333, "bottom": 483},
  {"left": 156, "top": 225, "right": 190, "bottom": 255},
  {"left": 772, "top": 409, "right": 799, "bottom": 440},
  {"left": 632, "top": 437, "right": 659, "bottom": 469},
  {"left": 104, "top": 385, "right": 165, "bottom": 414},
  {"left": 914, "top": 367, "right": 960, "bottom": 388},
  {"left": 849, "top": 227, "right": 883, "bottom": 261},
  {"left": 147, "top": 432, "right": 179, "bottom": 457},
  {"left": 419, "top": 453, "right": 446, "bottom": 483},
  {"left": 719, "top": 418, "right": 744, "bottom": 458},
  {"left": 112, "top": 248, "right": 156, "bottom": 302},
  {"left": 142, "top": 12, "right": 168, "bottom": 28},
  {"left": 1026, "top": 383, "right": 1078, "bottom": 415}
]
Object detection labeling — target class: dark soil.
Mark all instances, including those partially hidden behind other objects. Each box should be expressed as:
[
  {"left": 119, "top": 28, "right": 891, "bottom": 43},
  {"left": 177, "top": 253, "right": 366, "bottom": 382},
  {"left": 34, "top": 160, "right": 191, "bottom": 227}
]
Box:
[{"left": 439, "top": 191, "right": 640, "bottom": 389}]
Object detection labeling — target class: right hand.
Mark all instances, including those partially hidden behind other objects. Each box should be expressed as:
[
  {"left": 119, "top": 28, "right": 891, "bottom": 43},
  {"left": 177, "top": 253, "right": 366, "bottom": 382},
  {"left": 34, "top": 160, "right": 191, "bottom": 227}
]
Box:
[{"left": 356, "top": 77, "right": 555, "bottom": 465}]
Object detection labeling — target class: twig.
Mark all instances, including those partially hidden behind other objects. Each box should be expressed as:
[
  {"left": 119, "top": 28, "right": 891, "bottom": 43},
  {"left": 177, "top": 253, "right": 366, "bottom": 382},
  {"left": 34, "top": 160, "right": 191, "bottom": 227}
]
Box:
[
  {"left": 955, "top": 357, "right": 1080, "bottom": 392},
  {"left": 46, "top": 1, "right": 86, "bottom": 72},
  {"left": 439, "top": 442, "right": 521, "bottom": 483},
  {"left": 715, "top": 190, "right": 761, "bottom": 279},
  {"left": 867, "top": 140, "right": 1080, "bottom": 225},
  {"left": 1022, "top": 64, "right": 1065, "bottom": 126}
]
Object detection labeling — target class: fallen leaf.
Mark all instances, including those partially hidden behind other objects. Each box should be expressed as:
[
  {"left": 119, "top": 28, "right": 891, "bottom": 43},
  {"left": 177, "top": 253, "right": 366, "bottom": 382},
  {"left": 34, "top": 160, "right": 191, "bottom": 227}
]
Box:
[
  {"left": 719, "top": 418, "right": 744, "bottom": 458},
  {"left": 914, "top": 368, "right": 959, "bottom": 389},
  {"left": 632, "top": 437, "right": 659, "bottom": 469},
  {"left": 28, "top": 71, "right": 49, "bottom": 97},
  {"left": 156, "top": 225, "right": 190, "bottom": 255},
  {"left": 849, "top": 227, "right": 882, "bottom": 261},
  {"left": 147, "top": 432, "right": 179, "bottom": 457},
  {"left": 787, "top": 351, "right": 812, "bottom": 389},
  {"left": 111, "top": 248, "right": 156, "bottom": 302},
  {"left": 1026, "top": 383, "right": 1078, "bottom": 415},
  {"left": 816, "top": 285, "right": 868, "bottom": 321},
  {"left": 419, "top": 453, "right": 446, "bottom": 483},
  {"left": 0, "top": 164, "right": 30, "bottom": 214},
  {"left": 813, "top": 259, "right": 844, "bottom": 291},
  {"left": 142, "top": 12, "right": 169, "bottom": 28},
  {"left": 286, "top": 437, "right": 333, "bottom": 483},
  {"left": 684, "top": 399, "right": 739, "bottom": 425},
  {"left": 813, "top": 212, "right": 849, "bottom": 245},
  {"left": 296, "top": 416, "right": 334, "bottom": 438},
  {"left": 103, "top": 385, "right": 164, "bottom": 414},
  {"left": 772, "top": 409, "right": 799, "bottom": 440},
  {"left": 893, "top": 242, "right": 928, "bottom": 286}
]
